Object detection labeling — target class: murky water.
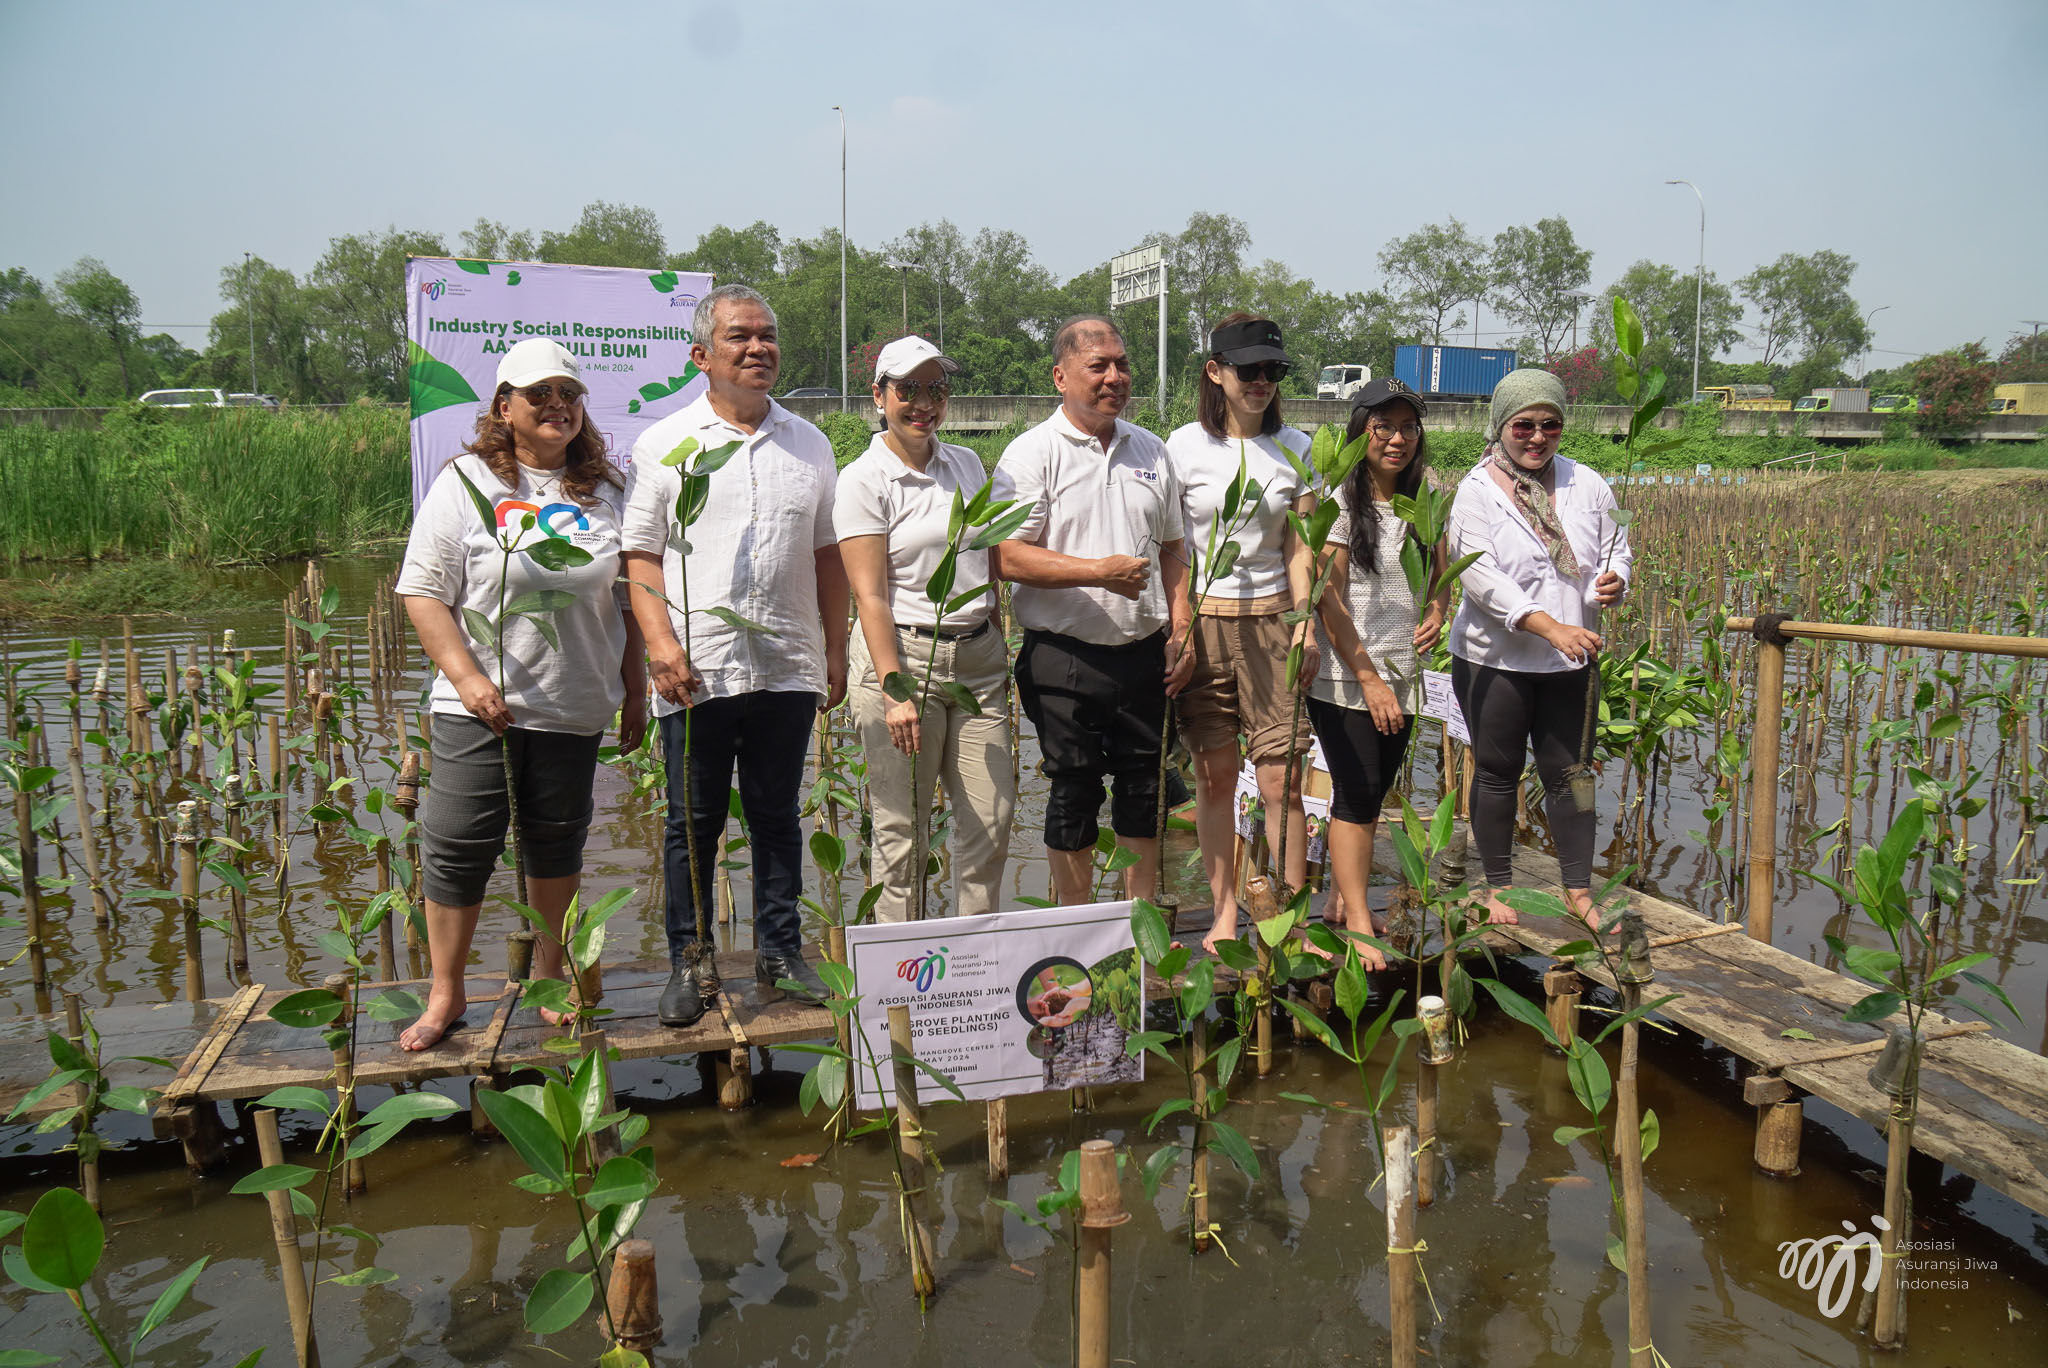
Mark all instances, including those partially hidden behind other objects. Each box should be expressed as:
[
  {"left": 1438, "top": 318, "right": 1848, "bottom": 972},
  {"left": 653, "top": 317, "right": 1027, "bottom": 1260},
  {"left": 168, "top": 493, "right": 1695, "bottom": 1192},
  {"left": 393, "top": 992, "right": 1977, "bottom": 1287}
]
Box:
[{"left": 2, "top": 555, "right": 2044, "bottom": 1365}]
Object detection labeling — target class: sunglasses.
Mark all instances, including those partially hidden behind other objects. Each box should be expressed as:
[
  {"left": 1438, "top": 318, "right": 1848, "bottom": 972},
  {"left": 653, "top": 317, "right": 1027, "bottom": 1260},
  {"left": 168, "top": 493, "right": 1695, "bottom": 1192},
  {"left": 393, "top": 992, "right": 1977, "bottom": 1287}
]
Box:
[
  {"left": 1369, "top": 421, "right": 1423, "bottom": 440},
  {"left": 887, "top": 379, "right": 952, "bottom": 403},
  {"left": 512, "top": 381, "right": 586, "bottom": 407},
  {"left": 1508, "top": 417, "right": 1564, "bottom": 438},
  {"left": 1229, "top": 361, "right": 1289, "bottom": 383}
]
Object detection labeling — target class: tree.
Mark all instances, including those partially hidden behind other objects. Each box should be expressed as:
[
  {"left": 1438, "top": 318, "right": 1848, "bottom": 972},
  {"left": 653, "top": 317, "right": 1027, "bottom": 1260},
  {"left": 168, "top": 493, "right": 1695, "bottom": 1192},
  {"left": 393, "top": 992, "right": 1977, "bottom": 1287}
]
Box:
[
  {"left": 1736, "top": 250, "right": 1869, "bottom": 367},
  {"left": 1593, "top": 259, "right": 1744, "bottom": 395},
  {"left": 675, "top": 220, "right": 783, "bottom": 290},
  {"left": 206, "top": 255, "right": 320, "bottom": 401},
  {"left": 1488, "top": 217, "right": 1592, "bottom": 360},
  {"left": 1377, "top": 217, "right": 1489, "bottom": 345},
  {"left": 55, "top": 258, "right": 143, "bottom": 398},
  {"left": 1910, "top": 342, "right": 1997, "bottom": 435},
  {"left": 306, "top": 226, "right": 447, "bottom": 400},
  {"left": 959, "top": 227, "right": 1056, "bottom": 341},
  {"left": 882, "top": 220, "right": 968, "bottom": 344},
  {"left": 1995, "top": 330, "right": 2048, "bottom": 384},
  {"left": 538, "top": 200, "right": 666, "bottom": 269},
  {"left": 759, "top": 228, "right": 898, "bottom": 390},
  {"left": 946, "top": 331, "right": 1046, "bottom": 395},
  {"left": 458, "top": 217, "right": 539, "bottom": 262},
  {"left": 1167, "top": 211, "right": 1251, "bottom": 352}
]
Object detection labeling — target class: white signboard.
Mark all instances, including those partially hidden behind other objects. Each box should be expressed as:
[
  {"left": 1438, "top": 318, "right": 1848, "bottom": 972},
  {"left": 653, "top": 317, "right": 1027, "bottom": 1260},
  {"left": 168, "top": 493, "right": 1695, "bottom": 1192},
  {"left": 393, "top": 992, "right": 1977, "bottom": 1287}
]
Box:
[
  {"left": 844, "top": 902, "right": 1144, "bottom": 1108},
  {"left": 1110, "top": 244, "right": 1165, "bottom": 306},
  {"left": 1419, "top": 668, "right": 1470, "bottom": 745},
  {"left": 1233, "top": 740, "right": 1332, "bottom": 866},
  {"left": 403, "top": 257, "right": 713, "bottom": 508}
]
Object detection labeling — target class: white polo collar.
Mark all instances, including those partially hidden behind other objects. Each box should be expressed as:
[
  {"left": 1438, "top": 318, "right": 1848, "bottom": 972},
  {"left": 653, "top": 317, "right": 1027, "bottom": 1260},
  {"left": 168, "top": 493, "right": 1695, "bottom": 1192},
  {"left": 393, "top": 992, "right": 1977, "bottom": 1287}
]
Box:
[{"left": 1051, "top": 406, "right": 1129, "bottom": 453}]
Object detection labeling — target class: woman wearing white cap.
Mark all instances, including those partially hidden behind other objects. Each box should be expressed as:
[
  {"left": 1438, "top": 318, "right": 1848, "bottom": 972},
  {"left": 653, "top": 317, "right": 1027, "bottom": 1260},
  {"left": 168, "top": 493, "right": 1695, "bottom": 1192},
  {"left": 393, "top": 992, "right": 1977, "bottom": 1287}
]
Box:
[
  {"left": 836, "top": 336, "right": 1014, "bottom": 921},
  {"left": 1167, "top": 313, "right": 1319, "bottom": 952},
  {"left": 395, "top": 338, "right": 645, "bottom": 1050}
]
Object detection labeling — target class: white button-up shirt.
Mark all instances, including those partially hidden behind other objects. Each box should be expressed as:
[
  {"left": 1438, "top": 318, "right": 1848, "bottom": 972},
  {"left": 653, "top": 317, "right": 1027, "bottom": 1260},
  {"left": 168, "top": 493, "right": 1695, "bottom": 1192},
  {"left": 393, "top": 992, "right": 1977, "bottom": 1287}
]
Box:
[
  {"left": 1447, "top": 455, "right": 1633, "bottom": 674},
  {"left": 992, "top": 409, "right": 1183, "bottom": 645},
  {"left": 833, "top": 434, "right": 993, "bottom": 630},
  {"left": 621, "top": 394, "right": 837, "bottom": 711}
]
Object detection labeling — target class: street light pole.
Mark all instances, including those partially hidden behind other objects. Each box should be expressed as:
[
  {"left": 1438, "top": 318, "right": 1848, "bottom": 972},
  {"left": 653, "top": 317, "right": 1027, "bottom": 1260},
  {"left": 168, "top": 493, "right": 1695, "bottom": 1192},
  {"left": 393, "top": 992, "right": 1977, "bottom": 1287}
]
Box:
[
  {"left": 244, "top": 252, "right": 257, "bottom": 395},
  {"left": 833, "top": 104, "right": 847, "bottom": 411},
  {"left": 1862, "top": 305, "right": 1889, "bottom": 382},
  {"left": 2022, "top": 319, "right": 2045, "bottom": 364},
  {"left": 1665, "top": 179, "right": 1704, "bottom": 400}
]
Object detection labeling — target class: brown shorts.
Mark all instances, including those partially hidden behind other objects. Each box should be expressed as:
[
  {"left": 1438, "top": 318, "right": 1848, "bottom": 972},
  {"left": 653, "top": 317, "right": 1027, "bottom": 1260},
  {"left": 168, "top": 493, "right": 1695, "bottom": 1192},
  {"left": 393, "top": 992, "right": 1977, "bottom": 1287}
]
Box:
[{"left": 1176, "top": 612, "right": 1313, "bottom": 762}]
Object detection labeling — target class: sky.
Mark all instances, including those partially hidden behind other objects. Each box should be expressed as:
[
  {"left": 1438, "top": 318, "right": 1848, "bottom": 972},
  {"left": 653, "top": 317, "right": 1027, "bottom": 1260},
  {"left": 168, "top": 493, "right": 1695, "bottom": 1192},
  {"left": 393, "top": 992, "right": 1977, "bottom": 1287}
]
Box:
[{"left": 4, "top": 0, "right": 2044, "bottom": 369}]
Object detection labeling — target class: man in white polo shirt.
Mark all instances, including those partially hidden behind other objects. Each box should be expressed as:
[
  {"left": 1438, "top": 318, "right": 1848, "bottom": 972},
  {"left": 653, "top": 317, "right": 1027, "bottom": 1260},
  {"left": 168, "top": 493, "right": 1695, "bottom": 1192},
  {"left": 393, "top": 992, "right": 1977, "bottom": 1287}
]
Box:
[
  {"left": 991, "top": 315, "right": 1193, "bottom": 907},
  {"left": 620, "top": 283, "right": 849, "bottom": 1027}
]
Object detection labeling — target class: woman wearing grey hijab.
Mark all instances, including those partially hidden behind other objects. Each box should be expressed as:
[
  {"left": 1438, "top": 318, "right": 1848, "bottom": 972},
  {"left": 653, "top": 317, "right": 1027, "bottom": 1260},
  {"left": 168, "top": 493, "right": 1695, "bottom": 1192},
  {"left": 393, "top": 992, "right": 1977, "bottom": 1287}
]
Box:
[{"left": 1445, "top": 369, "right": 1630, "bottom": 927}]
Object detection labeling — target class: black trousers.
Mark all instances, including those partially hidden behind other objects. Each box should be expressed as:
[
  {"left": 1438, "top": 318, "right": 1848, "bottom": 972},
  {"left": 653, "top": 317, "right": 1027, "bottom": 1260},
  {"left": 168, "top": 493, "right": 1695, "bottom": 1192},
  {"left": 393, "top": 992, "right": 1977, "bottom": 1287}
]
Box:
[
  {"left": 1450, "top": 656, "right": 1596, "bottom": 889},
  {"left": 1015, "top": 628, "right": 1166, "bottom": 852},
  {"left": 1306, "top": 695, "right": 1413, "bottom": 825}
]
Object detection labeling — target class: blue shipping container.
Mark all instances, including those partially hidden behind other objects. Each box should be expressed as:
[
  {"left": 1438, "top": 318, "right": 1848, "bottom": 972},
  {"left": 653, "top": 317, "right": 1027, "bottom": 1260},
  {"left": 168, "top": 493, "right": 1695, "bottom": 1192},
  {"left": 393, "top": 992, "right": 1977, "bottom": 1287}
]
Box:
[{"left": 1393, "top": 345, "right": 1518, "bottom": 399}]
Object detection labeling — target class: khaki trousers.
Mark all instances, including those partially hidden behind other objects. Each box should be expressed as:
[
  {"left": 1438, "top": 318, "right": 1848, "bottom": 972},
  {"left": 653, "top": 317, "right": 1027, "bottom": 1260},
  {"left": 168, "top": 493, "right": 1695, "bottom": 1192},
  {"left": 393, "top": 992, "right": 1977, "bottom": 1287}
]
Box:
[{"left": 850, "top": 620, "right": 1017, "bottom": 922}]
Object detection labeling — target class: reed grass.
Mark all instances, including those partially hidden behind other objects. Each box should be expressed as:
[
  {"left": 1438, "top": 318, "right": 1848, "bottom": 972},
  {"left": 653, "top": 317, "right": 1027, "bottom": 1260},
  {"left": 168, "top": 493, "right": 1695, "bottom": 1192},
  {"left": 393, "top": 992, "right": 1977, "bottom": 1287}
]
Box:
[{"left": 0, "top": 405, "right": 411, "bottom": 566}]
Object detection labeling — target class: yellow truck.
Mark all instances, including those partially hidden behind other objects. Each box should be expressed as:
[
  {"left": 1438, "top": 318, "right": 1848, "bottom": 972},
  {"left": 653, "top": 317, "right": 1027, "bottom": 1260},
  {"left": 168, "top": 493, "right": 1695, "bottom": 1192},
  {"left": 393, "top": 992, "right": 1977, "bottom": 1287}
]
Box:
[
  {"left": 1987, "top": 383, "right": 2048, "bottom": 416},
  {"left": 1694, "top": 384, "right": 1793, "bottom": 411}
]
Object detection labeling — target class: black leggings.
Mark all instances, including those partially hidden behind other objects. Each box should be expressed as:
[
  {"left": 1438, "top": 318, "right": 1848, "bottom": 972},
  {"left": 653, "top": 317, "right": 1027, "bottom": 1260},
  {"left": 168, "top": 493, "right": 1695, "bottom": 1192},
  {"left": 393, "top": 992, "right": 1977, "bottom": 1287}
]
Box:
[
  {"left": 1450, "top": 656, "right": 1596, "bottom": 889},
  {"left": 1307, "top": 695, "right": 1413, "bottom": 824}
]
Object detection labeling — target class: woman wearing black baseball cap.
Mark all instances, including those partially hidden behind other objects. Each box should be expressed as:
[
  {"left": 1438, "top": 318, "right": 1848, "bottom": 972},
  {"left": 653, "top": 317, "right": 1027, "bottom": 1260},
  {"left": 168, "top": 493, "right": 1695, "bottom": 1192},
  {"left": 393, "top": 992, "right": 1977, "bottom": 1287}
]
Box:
[
  {"left": 1166, "top": 313, "right": 1319, "bottom": 952},
  {"left": 1307, "top": 377, "right": 1447, "bottom": 967}
]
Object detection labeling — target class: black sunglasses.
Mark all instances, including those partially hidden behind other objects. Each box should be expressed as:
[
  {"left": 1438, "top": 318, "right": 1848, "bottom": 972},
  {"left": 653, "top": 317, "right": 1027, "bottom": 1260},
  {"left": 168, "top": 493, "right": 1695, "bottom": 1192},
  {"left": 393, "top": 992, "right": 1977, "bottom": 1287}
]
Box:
[{"left": 1229, "top": 361, "right": 1289, "bottom": 383}]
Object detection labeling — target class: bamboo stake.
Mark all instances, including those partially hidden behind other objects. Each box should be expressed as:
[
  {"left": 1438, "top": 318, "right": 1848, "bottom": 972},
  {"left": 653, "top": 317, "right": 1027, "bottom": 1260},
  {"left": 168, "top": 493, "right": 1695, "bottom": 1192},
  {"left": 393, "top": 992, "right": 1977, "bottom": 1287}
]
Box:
[
  {"left": 1616, "top": 910, "right": 1655, "bottom": 1368},
  {"left": 175, "top": 801, "right": 204, "bottom": 1002},
  {"left": 986, "top": 1098, "right": 1009, "bottom": 1183},
  {"left": 1744, "top": 623, "right": 1788, "bottom": 944},
  {"left": 1191, "top": 1028, "right": 1211, "bottom": 1253},
  {"left": 1385, "top": 1122, "right": 1417, "bottom": 1368},
  {"left": 65, "top": 732, "right": 111, "bottom": 926},
  {"left": 253, "top": 1108, "right": 320, "bottom": 1368},
  {"left": 64, "top": 993, "right": 100, "bottom": 1212},
  {"left": 395, "top": 751, "right": 422, "bottom": 954},
  {"left": 1416, "top": 996, "right": 1454, "bottom": 1207},
  {"left": 223, "top": 773, "right": 251, "bottom": 973},
  {"left": 1076, "top": 1139, "right": 1127, "bottom": 1368},
  {"left": 324, "top": 972, "right": 365, "bottom": 1197},
  {"left": 9, "top": 677, "right": 48, "bottom": 991},
  {"left": 887, "top": 1004, "right": 938, "bottom": 1298}
]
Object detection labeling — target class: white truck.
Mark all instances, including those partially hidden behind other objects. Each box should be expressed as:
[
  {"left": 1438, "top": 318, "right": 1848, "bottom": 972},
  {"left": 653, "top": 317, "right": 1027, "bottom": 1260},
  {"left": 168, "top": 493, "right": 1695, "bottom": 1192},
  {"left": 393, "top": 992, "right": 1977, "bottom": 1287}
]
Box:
[{"left": 1315, "top": 364, "right": 1372, "bottom": 401}]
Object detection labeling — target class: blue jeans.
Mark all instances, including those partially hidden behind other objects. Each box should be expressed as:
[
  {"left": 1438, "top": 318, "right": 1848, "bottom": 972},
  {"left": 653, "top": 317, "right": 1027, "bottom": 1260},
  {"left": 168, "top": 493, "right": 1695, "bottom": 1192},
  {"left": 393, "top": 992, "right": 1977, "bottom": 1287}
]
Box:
[{"left": 659, "top": 691, "right": 819, "bottom": 960}]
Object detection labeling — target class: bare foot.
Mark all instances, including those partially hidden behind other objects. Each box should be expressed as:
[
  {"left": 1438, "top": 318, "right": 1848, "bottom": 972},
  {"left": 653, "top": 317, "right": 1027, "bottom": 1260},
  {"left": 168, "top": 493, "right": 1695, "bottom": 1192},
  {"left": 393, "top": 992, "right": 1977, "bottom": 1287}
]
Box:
[
  {"left": 1299, "top": 927, "right": 1339, "bottom": 962},
  {"left": 1348, "top": 932, "right": 1389, "bottom": 972},
  {"left": 399, "top": 991, "right": 465, "bottom": 1051},
  {"left": 1482, "top": 891, "right": 1519, "bottom": 926},
  {"left": 1565, "top": 890, "right": 1603, "bottom": 930},
  {"left": 1201, "top": 919, "right": 1236, "bottom": 955},
  {"left": 538, "top": 1005, "right": 571, "bottom": 1028}
]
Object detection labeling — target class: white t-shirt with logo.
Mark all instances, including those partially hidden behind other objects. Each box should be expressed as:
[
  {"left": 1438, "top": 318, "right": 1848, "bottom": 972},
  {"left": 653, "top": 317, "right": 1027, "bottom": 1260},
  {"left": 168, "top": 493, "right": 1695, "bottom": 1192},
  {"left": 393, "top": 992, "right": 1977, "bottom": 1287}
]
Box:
[
  {"left": 1166, "top": 423, "right": 1310, "bottom": 606},
  {"left": 397, "top": 453, "right": 627, "bottom": 735}
]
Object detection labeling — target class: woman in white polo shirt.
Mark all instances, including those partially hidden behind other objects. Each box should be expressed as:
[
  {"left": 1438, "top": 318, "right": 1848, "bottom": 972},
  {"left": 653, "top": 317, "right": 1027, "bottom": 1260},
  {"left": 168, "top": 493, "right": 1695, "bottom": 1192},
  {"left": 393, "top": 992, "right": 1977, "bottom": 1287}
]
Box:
[
  {"left": 395, "top": 338, "right": 645, "bottom": 1050},
  {"left": 838, "top": 336, "right": 1014, "bottom": 921},
  {"left": 1167, "top": 314, "right": 1319, "bottom": 952},
  {"left": 1448, "top": 368, "right": 1630, "bottom": 926}
]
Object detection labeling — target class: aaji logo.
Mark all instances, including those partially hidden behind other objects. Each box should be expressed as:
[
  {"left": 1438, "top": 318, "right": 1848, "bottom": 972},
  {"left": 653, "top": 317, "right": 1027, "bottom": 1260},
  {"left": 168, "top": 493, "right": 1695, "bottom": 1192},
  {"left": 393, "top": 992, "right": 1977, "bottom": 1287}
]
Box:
[
  {"left": 896, "top": 946, "right": 949, "bottom": 993},
  {"left": 494, "top": 499, "right": 589, "bottom": 540},
  {"left": 420, "top": 279, "right": 446, "bottom": 300},
  {"left": 1778, "top": 1214, "right": 1890, "bottom": 1319}
]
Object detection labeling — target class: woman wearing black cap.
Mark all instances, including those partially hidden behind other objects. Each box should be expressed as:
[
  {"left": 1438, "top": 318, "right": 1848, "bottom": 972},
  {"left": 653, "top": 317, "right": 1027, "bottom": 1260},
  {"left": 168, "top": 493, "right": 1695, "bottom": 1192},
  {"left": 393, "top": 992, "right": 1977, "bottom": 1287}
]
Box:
[
  {"left": 1166, "top": 312, "right": 1319, "bottom": 952},
  {"left": 1308, "top": 378, "right": 1445, "bottom": 968}
]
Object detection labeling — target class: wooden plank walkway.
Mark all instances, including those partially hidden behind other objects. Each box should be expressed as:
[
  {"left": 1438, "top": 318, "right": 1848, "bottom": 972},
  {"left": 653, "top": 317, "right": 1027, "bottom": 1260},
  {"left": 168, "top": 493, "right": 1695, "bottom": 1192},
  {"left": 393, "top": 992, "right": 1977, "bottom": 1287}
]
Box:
[
  {"left": 4, "top": 847, "right": 2044, "bottom": 1218},
  {"left": 1469, "top": 832, "right": 2048, "bottom": 1217}
]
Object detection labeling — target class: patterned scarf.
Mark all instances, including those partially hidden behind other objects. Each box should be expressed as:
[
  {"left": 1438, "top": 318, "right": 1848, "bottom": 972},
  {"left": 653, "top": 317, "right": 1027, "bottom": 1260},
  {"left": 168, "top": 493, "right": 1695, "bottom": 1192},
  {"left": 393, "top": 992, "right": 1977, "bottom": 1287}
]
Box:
[{"left": 1486, "top": 445, "right": 1580, "bottom": 579}]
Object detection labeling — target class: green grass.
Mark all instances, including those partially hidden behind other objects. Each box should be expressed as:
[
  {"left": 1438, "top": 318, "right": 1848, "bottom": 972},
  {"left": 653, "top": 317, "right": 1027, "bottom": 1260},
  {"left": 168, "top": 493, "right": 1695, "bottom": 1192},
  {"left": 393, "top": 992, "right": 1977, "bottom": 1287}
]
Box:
[
  {"left": 0, "top": 560, "right": 279, "bottom": 623},
  {"left": 0, "top": 404, "right": 411, "bottom": 565}
]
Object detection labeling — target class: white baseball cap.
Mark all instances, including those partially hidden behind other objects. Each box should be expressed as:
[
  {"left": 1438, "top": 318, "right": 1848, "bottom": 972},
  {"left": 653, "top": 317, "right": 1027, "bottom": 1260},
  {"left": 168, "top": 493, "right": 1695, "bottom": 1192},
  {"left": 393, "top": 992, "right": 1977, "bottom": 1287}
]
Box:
[
  {"left": 873, "top": 335, "right": 959, "bottom": 381},
  {"left": 496, "top": 338, "right": 581, "bottom": 390}
]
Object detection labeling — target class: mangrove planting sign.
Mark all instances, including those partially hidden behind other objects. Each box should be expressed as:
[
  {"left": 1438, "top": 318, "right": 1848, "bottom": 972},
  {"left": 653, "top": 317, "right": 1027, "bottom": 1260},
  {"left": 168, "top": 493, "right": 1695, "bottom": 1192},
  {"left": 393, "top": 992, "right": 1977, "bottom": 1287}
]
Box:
[
  {"left": 844, "top": 902, "right": 1144, "bottom": 1107},
  {"left": 402, "top": 256, "right": 713, "bottom": 507}
]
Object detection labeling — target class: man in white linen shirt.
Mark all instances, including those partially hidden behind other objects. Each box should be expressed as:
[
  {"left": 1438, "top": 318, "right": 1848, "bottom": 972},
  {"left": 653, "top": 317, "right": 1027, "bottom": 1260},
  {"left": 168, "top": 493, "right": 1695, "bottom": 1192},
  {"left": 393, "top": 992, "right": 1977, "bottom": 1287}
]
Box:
[
  {"left": 990, "top": 315, "right": 1193, "bottom": 907},
  {"left": 620, "top": 284, "right": 849, "bottom": 1027}
]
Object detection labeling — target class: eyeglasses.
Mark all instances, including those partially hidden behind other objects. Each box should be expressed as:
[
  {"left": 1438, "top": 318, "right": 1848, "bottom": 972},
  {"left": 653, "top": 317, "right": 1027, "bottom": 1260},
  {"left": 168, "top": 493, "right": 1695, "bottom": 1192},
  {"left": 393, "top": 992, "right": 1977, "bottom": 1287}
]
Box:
[
  {"left": 888, "top": 379, "right": 952, "bottom": 403},
  {"left": 1229, "top": 361, "right": 1290, "bottom": 383},
  {"left": 1507, "top": 417, "right": 1564, "bottom": 438},
  {"left": 1369, "top": 421, "right": 1422, "bottom": 440},
  {"left": 513, "top": 382, "right": 586, "bottom": 407}
]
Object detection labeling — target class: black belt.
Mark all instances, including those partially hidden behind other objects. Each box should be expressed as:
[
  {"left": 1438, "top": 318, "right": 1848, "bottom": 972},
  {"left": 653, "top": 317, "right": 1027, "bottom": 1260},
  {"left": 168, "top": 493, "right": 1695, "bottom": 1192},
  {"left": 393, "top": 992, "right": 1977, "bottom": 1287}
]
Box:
[{"left": 904, "top": 618, "right": 992, "bottom": 642}]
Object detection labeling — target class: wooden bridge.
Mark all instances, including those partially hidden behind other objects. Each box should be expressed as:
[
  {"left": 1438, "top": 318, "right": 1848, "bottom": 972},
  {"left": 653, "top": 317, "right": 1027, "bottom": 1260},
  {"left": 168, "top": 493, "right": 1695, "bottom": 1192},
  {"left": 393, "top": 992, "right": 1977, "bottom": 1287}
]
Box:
[{"left": 3, "top": 844, "right": 2044, "bottom": 1218}]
